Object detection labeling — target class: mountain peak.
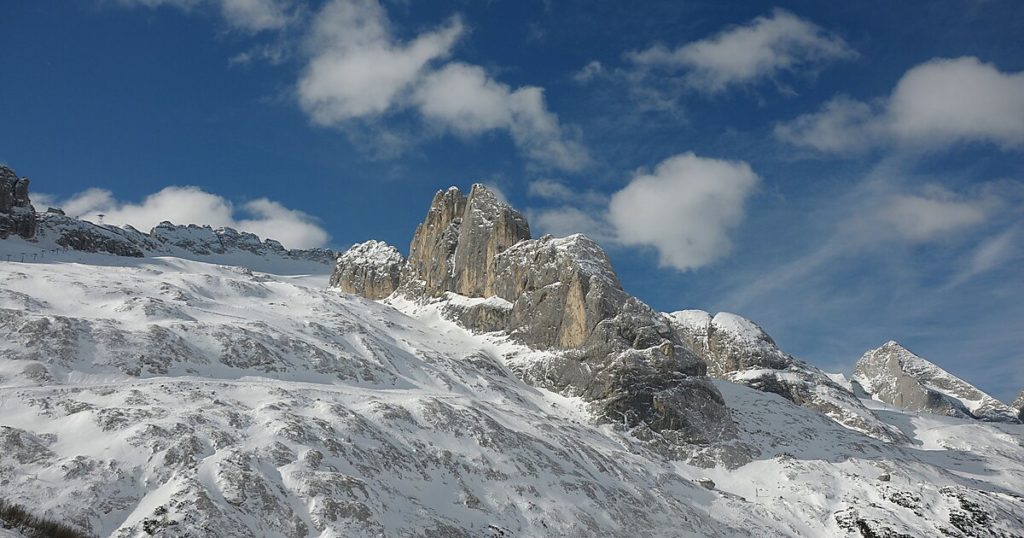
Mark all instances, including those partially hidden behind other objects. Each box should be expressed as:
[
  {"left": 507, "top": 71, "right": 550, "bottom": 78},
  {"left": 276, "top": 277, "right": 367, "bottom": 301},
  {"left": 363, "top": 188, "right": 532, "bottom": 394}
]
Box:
[
  {"left": 854, "top": 342, "right": 1020, "bottom": 423},
  {"left": 332, "top": 183, "right": 736, "bottom": 446}
]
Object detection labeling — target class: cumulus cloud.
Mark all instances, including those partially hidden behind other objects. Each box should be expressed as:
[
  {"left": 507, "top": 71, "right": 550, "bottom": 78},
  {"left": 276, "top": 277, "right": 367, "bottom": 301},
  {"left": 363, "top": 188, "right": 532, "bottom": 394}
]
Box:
[
  {"left": 777, "top": 57, "right": 1024, "bottom": 153},
  {"left": 298, "top": 0, "right": 463, "bottom": 123},
  {"left": 608, "top": 153, "right": 759, "bottom": 270},
  {"left": 297, "top": 0, "right": 587, "bottom": 170},
  {"left": 524, "top": 156, "right": 760, "bottom": 270},
  {"left": 53, "top": 186, "right": 329, "bottom": 249},
  {"left": 628, "top": 9, "right": 854, "bottom": 93},
  {"left": 116, "top": 0, "right": 294, "bottom": 32}
]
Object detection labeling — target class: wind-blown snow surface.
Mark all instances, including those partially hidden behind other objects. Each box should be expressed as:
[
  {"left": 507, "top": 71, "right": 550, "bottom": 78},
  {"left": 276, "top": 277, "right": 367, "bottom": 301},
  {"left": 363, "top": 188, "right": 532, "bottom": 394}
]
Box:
[{"left": 1, "top": 253, "right": 1023, "bottom": 537}]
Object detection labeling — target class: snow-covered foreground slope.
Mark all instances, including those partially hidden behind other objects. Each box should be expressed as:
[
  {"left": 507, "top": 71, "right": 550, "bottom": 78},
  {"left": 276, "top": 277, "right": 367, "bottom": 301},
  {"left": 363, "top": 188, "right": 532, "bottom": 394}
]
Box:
[{"left": 1, "top": 255, "right": 1023, "bottom": 537}]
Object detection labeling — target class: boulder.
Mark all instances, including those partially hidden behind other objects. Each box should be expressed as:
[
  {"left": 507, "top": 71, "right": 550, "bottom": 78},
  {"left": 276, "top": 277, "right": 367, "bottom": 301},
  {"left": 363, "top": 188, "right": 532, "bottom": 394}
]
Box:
[{"left": 329, "top": 241, "right": 404, "bottom": 300}]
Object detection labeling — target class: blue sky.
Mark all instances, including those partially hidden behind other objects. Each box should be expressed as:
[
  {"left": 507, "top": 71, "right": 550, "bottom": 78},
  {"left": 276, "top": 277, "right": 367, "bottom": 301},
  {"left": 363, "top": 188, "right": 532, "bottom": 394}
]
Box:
[{"left": 2, "top": 0, "right": 1023, "bottom": 401}]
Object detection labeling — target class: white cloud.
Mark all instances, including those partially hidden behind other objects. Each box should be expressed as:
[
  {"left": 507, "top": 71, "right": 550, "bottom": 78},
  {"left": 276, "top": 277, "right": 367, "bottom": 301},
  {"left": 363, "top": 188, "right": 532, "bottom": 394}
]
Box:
[
  {"left": 53, "top": 186, "right": 329, "bottom": 249},
  {"left": 528, "top": 206, "right": 612, "bottom": 241},
  {"left": 777, "top": 57, "right": 1024, "bottom": 153},
  {"left": 116, "top": 0, "right": 293, "bottom": 32},
  {"left": 862, "top": 189, "right": 993, "bottom": 243},
  {"left": 628, "top": 9, "right": 854, "bottom": 93},
  {"left": 414, "top": 63, "right": 589, "bottom": 170},
  {"left": 527, "top": 179, "right": 608, "bottom": 206},
  {"left": 297, "top": 0, "right": 587, "bottom": 170},
  {"left": 773, "top": 95, "right": 879, "bottom": 153},
  {"left": 574, "top": 60, "right": 605, "bottom": 83},
  {"left": 608, "top": 153, "right": 759, "bottom": 270},
  {"left": 298, "top": 0, "right": 463, "bottom": 124}
]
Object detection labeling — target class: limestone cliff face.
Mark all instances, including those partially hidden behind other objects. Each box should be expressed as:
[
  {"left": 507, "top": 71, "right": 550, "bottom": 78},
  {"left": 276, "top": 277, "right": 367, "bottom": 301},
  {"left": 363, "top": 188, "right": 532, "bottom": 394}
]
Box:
[
  {"left": 405, "top": 187, "right": 467, "bottom": 295},
  {"left": 451, "top": 184, "right": 530, "bottom": 297},
  {"left": 331, "top": 184, "right": 737, "bottom": 447},
  {"left": 0, "top": 165, "right": 37, "bottom": 240},
  {"left": 404, "top": 184, "right": 530, "bottom": 298}
]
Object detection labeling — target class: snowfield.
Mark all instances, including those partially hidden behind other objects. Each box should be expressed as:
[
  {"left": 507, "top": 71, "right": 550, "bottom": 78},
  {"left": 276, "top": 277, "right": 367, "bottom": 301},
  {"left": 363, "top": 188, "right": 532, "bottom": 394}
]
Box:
[{"left": 1, "top": 250, "right": 1023, "bottom": 537}]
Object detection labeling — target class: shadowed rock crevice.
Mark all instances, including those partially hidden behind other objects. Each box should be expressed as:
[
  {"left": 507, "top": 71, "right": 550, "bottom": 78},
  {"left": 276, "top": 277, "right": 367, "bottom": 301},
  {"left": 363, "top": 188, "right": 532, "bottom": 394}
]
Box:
[{"left": 331, "top": 184, "right": 737, "bottom": 446}]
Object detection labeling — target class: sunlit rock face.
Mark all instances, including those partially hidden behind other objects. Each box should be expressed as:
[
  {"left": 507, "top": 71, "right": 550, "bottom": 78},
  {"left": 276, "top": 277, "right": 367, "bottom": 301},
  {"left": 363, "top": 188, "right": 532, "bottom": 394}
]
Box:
[
  {"left": 854, "top": 341, "right": 1020, "bottom": 423},
  {"left": 0, "top": 165, "right": 37, "bottom": 240},
  {"left": 331, "top": 183, "right": 737, "bottom": 446}
]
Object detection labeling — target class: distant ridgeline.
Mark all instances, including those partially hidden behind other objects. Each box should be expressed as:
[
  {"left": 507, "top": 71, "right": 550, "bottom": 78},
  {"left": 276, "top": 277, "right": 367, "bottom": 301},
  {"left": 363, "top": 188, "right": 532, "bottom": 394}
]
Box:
[{"left": 0, "top": 164, "right": 335, "bottom": 264}]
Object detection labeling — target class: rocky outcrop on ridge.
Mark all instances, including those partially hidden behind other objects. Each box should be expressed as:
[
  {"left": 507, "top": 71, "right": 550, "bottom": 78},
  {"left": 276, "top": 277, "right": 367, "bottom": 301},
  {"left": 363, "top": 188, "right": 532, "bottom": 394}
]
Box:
[
  {"left": 0, "top": 164, "right": 335, "bottom": 266},
  {"left": 666, "top": 310, "right": 906, "bottom": 442},
  {"left": 0, "top": 165, "right": 37, "bottom": 240},
  {"left": 332, "top": 184, "right": 737, "bottom": 447},
  {"left": 854, "top": 341, "right": 1020, "bottom": 423},
  {"left": 28, "top": 212, "right": 336, "bottom": 264},
  {"left": 1014, "top": 390, "right": 1024, "bottom": 421},
  {"left": 328, "top": 240, "right": 404, "bottom": 299}
]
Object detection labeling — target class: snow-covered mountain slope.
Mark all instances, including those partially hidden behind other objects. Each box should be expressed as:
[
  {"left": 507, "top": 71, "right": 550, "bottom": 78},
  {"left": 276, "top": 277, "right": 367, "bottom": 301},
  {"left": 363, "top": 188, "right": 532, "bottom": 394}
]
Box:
[
  {"left": 665, "top": 310, "right": 907, "bottom": 443},
  {"left": 855, "top": 341, "right": 1020, "bottom": 423},
  {"left": 2, "top": 255, "right": 1024, "bottom": 537}
]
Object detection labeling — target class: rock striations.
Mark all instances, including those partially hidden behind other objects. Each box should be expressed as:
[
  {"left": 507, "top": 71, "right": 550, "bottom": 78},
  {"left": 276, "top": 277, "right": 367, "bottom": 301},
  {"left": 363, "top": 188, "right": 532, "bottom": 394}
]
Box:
[
  {"left": 666, "top": 310, "right": 907, "bottom": 442},
  {"left": 0, "top": 165, "right": 37, "bottom": 240},
  {"left": 332, "top": 184, "right": 736, "bottom": 447},
  {"left": 854, "top": 341, "right": 1020, "bottom": 423}
]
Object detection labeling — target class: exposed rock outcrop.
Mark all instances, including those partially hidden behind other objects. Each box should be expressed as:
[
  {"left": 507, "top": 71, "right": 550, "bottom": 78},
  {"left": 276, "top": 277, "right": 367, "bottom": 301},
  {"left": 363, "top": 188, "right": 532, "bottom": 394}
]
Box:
[
  {"left": 335, "top": 184, "right": 736, "bottom": 447},
  {"left": 666, "top": 310, "right": 907, "bottom": 442},
  {"left": 0, "top": 165, "right": 37, "bottom": 240},
  {"left": 1013, "top": 390, "right": 1024, "bottom": 421},
  {"left": 854, "top": 341, "right": 1020, "bottom": 423},
  {"left": 329, "top": 241, "right": 404, "bottom": 300}
]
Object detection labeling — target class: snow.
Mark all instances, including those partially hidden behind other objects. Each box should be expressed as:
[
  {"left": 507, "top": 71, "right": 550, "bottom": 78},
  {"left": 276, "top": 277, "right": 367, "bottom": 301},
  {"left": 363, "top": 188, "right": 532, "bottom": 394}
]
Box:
[
  {"left": 1, "top": 251, "right": 1023, "bottom": 536},
  {"left": 711, "top": 312, "right": 769, "bottom": 343}
]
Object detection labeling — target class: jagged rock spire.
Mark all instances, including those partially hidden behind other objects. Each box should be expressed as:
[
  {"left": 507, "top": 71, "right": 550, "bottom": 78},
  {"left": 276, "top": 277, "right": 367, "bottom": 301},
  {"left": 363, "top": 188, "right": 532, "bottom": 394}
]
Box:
[{"left": 0, "top": 165, "right": 37, "bottom": 240}]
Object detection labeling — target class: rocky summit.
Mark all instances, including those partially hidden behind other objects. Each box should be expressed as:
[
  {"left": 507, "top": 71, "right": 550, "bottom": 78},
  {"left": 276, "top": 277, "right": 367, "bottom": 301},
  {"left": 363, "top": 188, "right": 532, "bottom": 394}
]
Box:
[
  {"left": 333, "top": 184, "right": 737, "bottom": 448},
  {"left": 0, "top": 166, "right": 36, "bottom": 240},
  {"left": 854, "top": 341, "right": 1021, "bottom": 423}
]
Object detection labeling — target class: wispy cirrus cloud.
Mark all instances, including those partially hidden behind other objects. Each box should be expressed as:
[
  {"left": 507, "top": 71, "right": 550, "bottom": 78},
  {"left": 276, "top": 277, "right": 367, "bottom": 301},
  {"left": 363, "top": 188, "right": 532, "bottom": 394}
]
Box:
[
  {"left": 115, "top": 0, "right": 296, "bottom": 32},
  {"left": 628, "top": 9, "right": 855, "bottom": 94}
]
